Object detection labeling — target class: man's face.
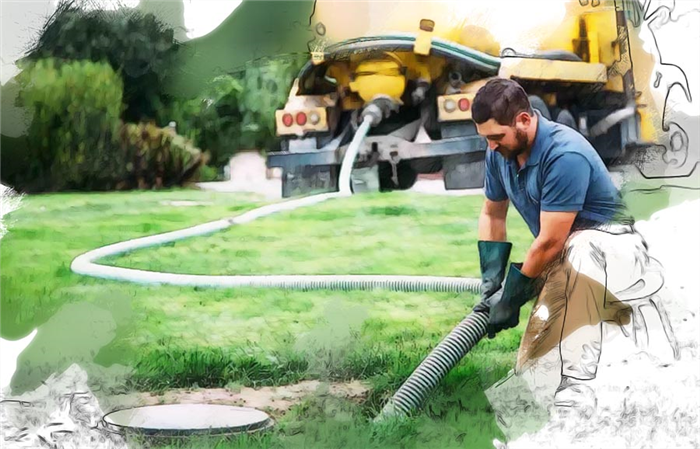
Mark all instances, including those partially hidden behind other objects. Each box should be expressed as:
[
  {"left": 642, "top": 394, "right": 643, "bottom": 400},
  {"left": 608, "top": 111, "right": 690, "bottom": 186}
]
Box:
[{"left": 476, "top": 113, "right": 531, "bottom": 160}]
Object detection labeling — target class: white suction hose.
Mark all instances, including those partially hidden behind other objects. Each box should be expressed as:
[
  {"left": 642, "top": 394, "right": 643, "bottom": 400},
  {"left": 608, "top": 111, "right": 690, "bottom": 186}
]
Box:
[{"left": 70, "top": 114, "right": 480, "bottom": 293}]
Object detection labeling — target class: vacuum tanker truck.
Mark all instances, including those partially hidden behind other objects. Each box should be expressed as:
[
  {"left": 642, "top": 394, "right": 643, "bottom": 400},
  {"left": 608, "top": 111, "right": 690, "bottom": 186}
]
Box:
[{"left": 267, "top": 0, "right": 683, "bottom": 197}]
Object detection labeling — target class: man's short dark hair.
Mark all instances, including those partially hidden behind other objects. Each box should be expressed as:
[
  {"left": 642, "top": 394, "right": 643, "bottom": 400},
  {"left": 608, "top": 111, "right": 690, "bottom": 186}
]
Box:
[{"left": 472, "top": 78, "right": 533, "bottom": 125}]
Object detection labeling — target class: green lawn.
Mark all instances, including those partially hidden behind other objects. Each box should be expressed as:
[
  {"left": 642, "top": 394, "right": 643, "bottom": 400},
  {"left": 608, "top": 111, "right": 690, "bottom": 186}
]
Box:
[
  {"left": 2, "top": 188, "right": 537, "bottom": 448},
  {"left": 103, "top": 192, "right": 532, "bottom": 276}
]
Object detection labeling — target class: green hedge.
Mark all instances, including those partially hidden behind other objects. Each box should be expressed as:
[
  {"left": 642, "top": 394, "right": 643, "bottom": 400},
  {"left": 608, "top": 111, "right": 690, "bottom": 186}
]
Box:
[
  {"left": 17, "top": 58, "right": 123, "bottom": 191},
  {"left": 14, "top": 58, "right": 205, "bottom": 192}
]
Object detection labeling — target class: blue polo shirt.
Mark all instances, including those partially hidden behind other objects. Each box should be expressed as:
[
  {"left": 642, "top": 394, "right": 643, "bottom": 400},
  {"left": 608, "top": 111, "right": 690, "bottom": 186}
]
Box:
[{"left": 484, "top": 112, "right": 622, "bottom": 237}]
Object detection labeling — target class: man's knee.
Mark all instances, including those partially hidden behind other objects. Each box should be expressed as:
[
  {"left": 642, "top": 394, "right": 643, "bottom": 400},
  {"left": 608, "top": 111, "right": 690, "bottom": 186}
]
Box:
[{"left": 563, "top": 229, "right": 660, "bottom": 294}]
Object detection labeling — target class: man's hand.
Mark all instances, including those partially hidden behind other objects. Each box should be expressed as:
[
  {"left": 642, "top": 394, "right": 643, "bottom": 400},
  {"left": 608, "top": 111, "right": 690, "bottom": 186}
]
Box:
[
  {"left": 486, "top": 289, "right": 519, "bottom": 338},
  {"left": 472, "top": 240, "right": 513, "bottom": 314},
  {"left": 473, "top": 288, "right": 499, "bottom": 314},
  {"left": 474, "top": 199, "right": 510, "bottom": 316},
  {"left": 485, "top": 263, "right": 537, "bottom": 338}
]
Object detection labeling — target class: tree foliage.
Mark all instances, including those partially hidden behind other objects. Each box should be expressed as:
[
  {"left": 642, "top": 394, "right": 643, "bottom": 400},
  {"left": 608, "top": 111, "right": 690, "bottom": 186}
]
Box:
[
  {"left": 238, "top": 56, "right": 307, "bottom": 151},
  {"left": 160, "top": 56, "right": 306, "bottom": 169},
  {"left": 161, "top": 75, "right": 244, "bottom": 169}
]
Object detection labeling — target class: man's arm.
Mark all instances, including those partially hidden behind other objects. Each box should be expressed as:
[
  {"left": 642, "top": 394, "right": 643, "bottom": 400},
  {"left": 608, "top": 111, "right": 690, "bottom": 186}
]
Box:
[
  {"left": 478, "top": 198, "right": 509, "bottom": 241},
  {"left": 484, "top": 209, "right": 576, "bottom": 337},
  {"left": 520, "top": 152, "right": 592, "bottom": 279},
  {"left": 520, "top": 210, "right": 577, "bottom": 278},
  {"left": 486, "top": 151, "right": 590, "bottom": 337}
]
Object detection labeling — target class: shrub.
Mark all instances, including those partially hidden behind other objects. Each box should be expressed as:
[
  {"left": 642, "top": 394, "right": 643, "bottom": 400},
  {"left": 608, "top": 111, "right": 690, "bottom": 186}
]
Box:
[
  {"left": 159, "top": 55, "right": 306, "bottom": 171},
  {"left": 196, "top": 164, "right": 220, "bottom": 182},
  {"left": 15, "top": 58, "right": 205, "bottom": 191},
  {"left": 117, "top": 122, "right": 208, "bottom": 190},
  {"left": 17, "top": 58, "right": 123, "bottom": 191}
]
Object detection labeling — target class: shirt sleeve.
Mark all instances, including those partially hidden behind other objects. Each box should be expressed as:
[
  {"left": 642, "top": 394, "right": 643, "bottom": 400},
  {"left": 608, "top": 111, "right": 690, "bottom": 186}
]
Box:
[
  {"left": 484, "top": 149, "right": 508, "bottom": 202},
  {"left": 541, "top": 152, "right": 591, "bottom": 212}
]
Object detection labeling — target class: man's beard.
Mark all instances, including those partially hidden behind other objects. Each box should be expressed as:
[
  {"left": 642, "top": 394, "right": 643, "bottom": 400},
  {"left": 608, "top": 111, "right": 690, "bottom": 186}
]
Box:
[{"left": 499, "top": 129, "right": 529, "bottom": 160}]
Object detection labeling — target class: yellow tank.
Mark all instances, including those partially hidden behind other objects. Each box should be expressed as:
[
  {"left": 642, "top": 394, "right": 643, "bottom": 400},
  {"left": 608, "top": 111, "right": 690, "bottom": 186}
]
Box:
[{"left": 310, "top": 0, "right": 663, "bottom": 133}]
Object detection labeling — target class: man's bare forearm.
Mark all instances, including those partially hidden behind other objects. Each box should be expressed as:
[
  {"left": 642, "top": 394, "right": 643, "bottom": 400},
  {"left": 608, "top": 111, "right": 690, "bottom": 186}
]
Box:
[
  {"left": 521, "top": 210, "right": 578, "bottom": 279},
  {"left": 520, "top": 237, "right": 566, "bottom": 279},
  {"left": 478, "top": 213, "right": 507, "bottom": 241}
]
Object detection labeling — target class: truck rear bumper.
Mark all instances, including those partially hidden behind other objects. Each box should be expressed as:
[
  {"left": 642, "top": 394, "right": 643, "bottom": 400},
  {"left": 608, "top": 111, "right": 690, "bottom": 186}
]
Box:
[{"left": 266, "top": 135, "right": 487, "bottom": 170}]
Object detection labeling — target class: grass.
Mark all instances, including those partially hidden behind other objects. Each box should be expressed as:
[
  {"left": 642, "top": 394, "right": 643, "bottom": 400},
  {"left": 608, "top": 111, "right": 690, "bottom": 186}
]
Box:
[
  {"left": 2, "top": 187, "right": 537, "bottom": 447},
  {"left": 101, "top": 192, "right": 532, "bottom": 276},
  {"left": 1, "top": 189, "right": 265, "bottom": 337}
]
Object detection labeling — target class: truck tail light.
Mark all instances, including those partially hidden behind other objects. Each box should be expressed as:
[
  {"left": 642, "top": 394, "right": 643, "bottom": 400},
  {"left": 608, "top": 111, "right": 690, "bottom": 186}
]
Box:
[{"left": 437, "top": 94, "right": 475, "bottom": 122}]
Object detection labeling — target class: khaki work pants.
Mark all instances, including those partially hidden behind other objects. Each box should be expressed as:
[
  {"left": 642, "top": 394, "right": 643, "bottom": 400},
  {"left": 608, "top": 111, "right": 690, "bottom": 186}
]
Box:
[{"left": 516, "top": 224, "right": 669, "bottom": 379}]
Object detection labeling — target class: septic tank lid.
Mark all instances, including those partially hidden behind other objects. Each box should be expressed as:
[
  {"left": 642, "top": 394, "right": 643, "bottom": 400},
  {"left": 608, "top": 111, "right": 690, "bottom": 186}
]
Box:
[{"left": 103, "top": 404, "right": 273, "bottom": 436}]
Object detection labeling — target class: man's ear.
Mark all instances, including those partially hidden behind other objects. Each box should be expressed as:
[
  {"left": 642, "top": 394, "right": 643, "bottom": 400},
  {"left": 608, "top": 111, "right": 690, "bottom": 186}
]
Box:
[{"left": 515, "top": 111, "right": 532, "bottom": 128}]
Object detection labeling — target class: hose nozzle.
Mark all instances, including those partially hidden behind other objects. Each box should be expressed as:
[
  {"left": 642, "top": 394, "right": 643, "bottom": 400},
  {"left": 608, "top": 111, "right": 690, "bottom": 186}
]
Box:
[{"left": 361, "top": 95, "right": 400, "bottom": 127}]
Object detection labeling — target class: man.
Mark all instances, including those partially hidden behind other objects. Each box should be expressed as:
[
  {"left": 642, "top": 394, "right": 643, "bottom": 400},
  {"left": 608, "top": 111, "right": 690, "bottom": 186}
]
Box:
[{"left": 470, "top": 78, "right": 675, "bottom": 415}]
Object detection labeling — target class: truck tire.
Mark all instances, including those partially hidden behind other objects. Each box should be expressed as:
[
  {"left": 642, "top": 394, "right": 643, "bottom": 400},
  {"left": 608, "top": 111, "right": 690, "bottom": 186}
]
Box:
[
  {"left": 528, "top": 95, "right": 552, "bottom": 120},
  {"left": 378, "top": 161, "right": 418, "bottom": 191},
  {"left": 554, "top": 109, "right": 578, "bottom": 130}
]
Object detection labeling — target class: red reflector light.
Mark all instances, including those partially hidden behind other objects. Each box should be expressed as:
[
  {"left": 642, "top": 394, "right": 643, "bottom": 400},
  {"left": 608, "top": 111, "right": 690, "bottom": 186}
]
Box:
[
  {"left": 296, "top": 112, "right": 307, "bottom": 126},
  {"left": 282, "top": 113, "right": 293, "bottom": 127},
  {"left": 458, "top": 98, "right": 470, "bottom": 112}
]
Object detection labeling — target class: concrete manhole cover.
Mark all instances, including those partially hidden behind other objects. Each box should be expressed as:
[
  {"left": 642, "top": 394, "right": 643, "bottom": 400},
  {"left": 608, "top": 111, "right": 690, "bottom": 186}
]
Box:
[{"left": 103, "top": 404, "right": 273, "bottom": 436}]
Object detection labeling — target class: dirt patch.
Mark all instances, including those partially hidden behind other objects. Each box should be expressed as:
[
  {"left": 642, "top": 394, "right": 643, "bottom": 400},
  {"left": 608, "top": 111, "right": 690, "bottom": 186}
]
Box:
[{"left": 106, "top": 380, "right": 370, "bottom": 418}]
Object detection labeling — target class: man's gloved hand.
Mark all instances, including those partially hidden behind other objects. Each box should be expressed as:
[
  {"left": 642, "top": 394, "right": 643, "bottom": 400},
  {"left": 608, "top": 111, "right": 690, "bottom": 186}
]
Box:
[
  {"left": 472, "top": 241, "right": 512, "bottom": 314},
  {"left": 487, "top": 263, "right": 537, "bottom": 338}
]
